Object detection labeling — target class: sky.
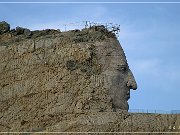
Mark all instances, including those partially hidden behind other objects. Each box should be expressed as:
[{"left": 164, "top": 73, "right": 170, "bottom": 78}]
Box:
[{"left": 0, "top": 0, "right": 180, "bottom": 113}]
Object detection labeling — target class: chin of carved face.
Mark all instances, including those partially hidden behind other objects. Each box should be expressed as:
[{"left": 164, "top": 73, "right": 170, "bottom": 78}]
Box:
[{"left": 112, "top": 98, "right": 129, "bottom": 111}]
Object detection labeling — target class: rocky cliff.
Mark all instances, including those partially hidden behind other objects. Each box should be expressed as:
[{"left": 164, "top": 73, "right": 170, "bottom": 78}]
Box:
[{"left": 0, "top": 22, "right": 179, "bottom": 133}]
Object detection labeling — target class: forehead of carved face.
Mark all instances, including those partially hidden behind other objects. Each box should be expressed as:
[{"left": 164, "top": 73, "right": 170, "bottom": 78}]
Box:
[{"left": 95, "top": 39, "right": 137, "bottom": 111}]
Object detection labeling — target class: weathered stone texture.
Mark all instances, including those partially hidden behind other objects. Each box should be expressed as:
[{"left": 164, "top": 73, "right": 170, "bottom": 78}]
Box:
[
  {"left": 0, "top": 21, "right": 10, "bottom": 34},
  {"left": 0, "top": 28, "right": 114, "bottom": 132},
  {"left": 0, "top": 24, "right": 179, "bottom": 133}
]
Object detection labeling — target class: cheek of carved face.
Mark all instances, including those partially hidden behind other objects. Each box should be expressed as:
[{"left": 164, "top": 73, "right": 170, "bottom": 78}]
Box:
[{"left": 103, "top": 68, "right": 130, "bottom": 110}]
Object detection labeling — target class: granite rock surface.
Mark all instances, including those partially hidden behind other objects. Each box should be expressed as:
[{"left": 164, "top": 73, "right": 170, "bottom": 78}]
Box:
[{"left": 0, "top": 22, "right": 179, "bottom": 133}]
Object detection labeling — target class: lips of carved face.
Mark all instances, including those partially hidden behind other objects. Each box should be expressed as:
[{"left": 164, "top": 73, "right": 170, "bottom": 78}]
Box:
[{"left": 126, "top": 90, "right": 130, "bottom": 100}]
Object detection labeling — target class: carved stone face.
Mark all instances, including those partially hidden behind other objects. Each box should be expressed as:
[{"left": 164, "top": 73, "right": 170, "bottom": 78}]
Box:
[{"left": 96, "top": 39, "right": 137, "bottom": 111}]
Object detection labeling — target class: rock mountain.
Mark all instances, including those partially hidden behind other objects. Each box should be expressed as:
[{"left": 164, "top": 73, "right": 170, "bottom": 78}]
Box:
[{"left": 0, "top": 22, "right": 179, "bottom": 133}]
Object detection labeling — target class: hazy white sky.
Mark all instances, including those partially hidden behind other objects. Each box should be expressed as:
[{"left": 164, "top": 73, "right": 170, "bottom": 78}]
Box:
[{"left": 0, "top": 1, "right": 180, "bottom": 112}]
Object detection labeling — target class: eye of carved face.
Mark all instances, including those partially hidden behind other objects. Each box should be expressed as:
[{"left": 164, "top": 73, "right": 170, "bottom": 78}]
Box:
[{"left": 116, "top": 65, "right": 127, "bottom": 72}]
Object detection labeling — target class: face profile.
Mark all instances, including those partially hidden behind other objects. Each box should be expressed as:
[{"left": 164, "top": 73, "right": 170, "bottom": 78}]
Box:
[{"left": 95, "top": 39, "right": 137, "bottom": 111}]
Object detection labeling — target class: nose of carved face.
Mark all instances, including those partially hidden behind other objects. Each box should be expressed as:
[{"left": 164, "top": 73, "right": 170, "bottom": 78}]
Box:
[{"left": 127, "top": 70, "right": 137, "bottom": 90}]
